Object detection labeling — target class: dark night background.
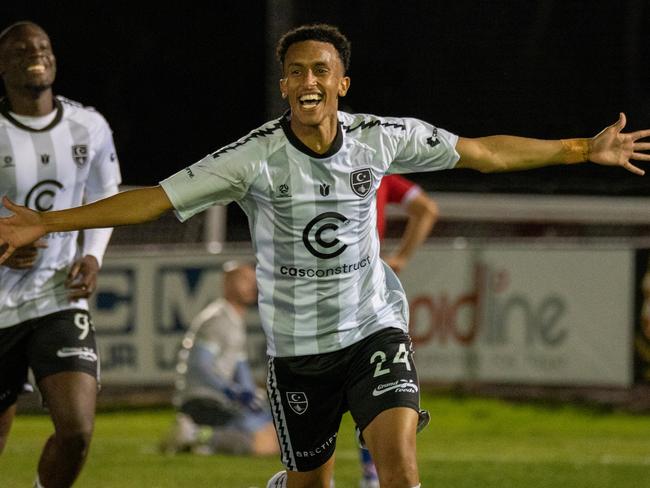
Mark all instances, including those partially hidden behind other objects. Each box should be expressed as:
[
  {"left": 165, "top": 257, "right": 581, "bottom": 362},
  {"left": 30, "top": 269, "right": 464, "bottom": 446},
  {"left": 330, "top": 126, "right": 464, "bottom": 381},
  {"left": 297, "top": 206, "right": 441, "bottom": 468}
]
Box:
[{"left": 2, "top": 0, "right": 650, "bottom": 197}]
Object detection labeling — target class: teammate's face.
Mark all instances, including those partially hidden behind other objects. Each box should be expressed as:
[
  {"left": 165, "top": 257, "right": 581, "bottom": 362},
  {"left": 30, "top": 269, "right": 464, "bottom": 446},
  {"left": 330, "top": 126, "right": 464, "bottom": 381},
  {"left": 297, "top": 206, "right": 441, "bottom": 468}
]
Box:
[
  {"left": 280, "top": 40, "right": 349, "bottom": 130},
  {"left": 0, "top": 24, "right": 56, "bottom": 93}
]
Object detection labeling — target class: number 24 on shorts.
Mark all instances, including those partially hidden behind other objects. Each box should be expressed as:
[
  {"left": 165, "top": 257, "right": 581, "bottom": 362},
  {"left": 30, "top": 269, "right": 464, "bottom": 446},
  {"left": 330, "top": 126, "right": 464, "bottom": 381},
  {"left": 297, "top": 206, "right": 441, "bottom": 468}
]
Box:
[{"left": 370, "top": 343, "right": 411, "bottom": 377}]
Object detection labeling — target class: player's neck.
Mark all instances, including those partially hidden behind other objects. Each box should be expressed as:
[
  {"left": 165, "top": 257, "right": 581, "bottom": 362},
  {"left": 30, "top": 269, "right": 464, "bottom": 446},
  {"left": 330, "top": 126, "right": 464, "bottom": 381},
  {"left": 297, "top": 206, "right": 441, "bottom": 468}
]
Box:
[
  {"left": 226, "top": 299, "right": 247, "bottom": 318},
  {"left": 5, "top": 89, "right": 55, "bottom": 117},
  {"left": 290, "top": 115, "right": 338, "bottom": 155}
]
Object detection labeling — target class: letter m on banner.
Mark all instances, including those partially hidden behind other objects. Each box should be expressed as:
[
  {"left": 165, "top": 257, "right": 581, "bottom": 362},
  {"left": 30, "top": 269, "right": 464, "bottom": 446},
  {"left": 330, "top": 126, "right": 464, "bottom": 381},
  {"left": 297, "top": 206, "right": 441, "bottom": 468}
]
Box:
[{"left": 156, "top": 266, "right": 221, "bottom": 333}]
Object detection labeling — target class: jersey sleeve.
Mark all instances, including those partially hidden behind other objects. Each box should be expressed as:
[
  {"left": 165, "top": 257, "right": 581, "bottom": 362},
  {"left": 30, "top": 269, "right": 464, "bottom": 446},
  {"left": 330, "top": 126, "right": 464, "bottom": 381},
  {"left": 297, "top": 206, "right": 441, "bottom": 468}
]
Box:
[
  {"left": 388, "top": 117, "right": 460, "bottom": 175},
  {"left": 160, "top": 142, "right": 261, "bottom": 222},
  {"left": 85, "top": 114, "right": 122, "bottom": 195}
]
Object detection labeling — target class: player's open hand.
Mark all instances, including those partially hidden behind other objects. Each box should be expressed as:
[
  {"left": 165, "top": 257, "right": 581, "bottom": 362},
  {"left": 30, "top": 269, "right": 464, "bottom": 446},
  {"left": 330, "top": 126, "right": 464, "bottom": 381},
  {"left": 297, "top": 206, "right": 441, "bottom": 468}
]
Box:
[
  {"left": 589, "top": 113, "right": 650, "bottom": 175},
  {"left": 0, "top": 196, "right": 47, "bottom": 264}
]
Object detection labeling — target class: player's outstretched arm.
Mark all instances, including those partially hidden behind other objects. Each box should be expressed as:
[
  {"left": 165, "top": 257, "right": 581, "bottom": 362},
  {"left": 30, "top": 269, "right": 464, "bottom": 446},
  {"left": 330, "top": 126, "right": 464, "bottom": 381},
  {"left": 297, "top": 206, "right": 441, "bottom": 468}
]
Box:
[
  {"left": 456, "top": 113, "right": 650, "bottom": 175},
  {"left": 0, "top": 186, "right": 172, "bottom": 263}
]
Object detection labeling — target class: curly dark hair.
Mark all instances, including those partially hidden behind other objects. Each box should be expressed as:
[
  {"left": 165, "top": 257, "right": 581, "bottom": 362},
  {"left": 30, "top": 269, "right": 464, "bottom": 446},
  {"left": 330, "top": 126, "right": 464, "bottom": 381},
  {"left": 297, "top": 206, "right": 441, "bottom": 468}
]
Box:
[{"left": 276, "top": 23, "right": 351, "bottom": 73}]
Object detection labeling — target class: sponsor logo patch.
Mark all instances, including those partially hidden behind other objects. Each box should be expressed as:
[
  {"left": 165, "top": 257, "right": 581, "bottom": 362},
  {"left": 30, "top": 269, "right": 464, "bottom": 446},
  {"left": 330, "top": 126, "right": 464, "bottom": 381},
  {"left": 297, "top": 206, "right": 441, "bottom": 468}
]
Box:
[
  {"left": 372, "top": 379, "right": 419, "bottom": 397},
  {"left": 56, "top": 347, "right": 98, "bottom": 362},
  {"left": 277, "top": 183, "right": 291, "bottom": 198},
  {"left": 302, "top": 212, "right": 349, "bottom": 259},
  {"left": 426, "top": 127, "right": 440, "bottom": 147},
  {"left": 24, "top": 179, "right": 63, "bottom": 211}
]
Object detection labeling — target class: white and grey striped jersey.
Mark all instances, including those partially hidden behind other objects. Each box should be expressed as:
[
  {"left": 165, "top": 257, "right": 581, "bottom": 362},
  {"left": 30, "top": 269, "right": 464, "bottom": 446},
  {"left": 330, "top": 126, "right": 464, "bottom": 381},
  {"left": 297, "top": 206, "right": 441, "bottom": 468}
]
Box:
[
  {"left": 161, "top": 111, "right": 459, "bottom": 357},
  {"left": 0, "top": 96, "right": 122, "bottom": 328}
]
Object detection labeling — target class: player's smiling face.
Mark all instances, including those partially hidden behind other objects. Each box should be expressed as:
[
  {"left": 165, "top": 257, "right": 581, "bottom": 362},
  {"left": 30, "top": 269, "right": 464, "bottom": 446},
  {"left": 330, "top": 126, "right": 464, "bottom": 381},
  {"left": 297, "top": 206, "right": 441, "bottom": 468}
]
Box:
[
  {"left": 280, "top": 40, "right": 350, "bottom": 130},
  {"left": 0, "top": 24, "right": 56, "bottom": 94}
]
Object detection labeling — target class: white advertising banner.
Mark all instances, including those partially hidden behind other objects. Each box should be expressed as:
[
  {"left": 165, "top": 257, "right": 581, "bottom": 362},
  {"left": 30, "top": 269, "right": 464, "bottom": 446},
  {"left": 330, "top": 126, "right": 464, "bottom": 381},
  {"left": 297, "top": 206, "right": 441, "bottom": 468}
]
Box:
[
  {"left": 400, "top": 245, "right": 633, "bottom": 386},
  {"left": 90, "top": 249, "right": 266, "bottom": 385},
  {"left": 91, "top": 244, "right": 634, "bottom": 387}
]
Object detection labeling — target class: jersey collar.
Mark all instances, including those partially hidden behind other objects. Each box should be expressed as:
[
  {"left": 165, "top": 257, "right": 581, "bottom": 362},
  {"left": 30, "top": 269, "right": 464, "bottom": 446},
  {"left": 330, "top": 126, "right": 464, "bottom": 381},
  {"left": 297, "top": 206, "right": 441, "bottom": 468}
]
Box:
[
  {"left": 281, "top": 111, "right": 343, "bottom": 159},
  {"left": 0, "top": 96, "right": 64, "bottom": 133}
]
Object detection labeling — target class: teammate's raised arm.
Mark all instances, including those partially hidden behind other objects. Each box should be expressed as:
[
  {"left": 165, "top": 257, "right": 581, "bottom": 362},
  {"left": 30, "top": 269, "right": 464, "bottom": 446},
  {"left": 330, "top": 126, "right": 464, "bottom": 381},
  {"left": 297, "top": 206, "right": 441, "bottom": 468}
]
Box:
[{"left": 0, "top": 186, "right": 172, "bottom": 263}]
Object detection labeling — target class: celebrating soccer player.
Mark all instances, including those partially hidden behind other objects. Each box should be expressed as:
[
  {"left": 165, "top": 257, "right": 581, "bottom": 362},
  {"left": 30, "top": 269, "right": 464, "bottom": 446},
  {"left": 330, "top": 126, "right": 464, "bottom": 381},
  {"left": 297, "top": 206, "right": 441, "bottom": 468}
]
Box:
[
  {"left": 1, "top": 23, "right": 650, "bottom": 488},
  {"left": 0, "top": 21, "right": 121, "bottom": 488}
]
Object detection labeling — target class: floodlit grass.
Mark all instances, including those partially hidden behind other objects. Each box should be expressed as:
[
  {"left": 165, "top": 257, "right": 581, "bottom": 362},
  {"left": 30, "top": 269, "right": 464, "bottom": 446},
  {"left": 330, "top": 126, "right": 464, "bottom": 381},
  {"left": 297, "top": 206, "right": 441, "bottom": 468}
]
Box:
[{"left": 3, "top": 393, "right": 650, "bottom": 487}]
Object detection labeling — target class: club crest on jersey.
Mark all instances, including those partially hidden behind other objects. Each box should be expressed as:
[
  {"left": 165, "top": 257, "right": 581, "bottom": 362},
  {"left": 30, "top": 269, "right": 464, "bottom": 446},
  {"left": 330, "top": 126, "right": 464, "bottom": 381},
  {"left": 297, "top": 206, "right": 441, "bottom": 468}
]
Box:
[
  {"left": 72, "top": 145, "right": 88, "bottom": 166},
  {"left": 350, "top": 168, "right": 372, "bottom": 197},
  {"left": 286, "top": 392, "right": 308, "bottom": 415}
]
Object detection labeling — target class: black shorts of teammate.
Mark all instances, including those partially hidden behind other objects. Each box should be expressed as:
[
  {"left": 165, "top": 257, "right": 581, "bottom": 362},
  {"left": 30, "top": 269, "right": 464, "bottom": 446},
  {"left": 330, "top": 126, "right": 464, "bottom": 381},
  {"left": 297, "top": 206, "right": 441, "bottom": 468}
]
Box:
[
  {"left": 267, "top": 327, "right": 421, "bottom": 472},
  {"left": 0, "top": 309, "right": 99, "bottom": 411}
]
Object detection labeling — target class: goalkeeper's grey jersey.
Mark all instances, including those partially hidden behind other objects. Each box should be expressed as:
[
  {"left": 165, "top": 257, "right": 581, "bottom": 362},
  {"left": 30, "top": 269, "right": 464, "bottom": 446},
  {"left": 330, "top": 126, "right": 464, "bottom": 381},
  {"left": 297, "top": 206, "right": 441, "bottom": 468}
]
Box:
[
  {"left": 0, "top": 96, "right": 122, "bottom": 328},
  {"left": 161, "top": 111, "right": 459, "bottom": 357},
  {"left": 175, "top": 299, "right": 247, "bottom": 404}
]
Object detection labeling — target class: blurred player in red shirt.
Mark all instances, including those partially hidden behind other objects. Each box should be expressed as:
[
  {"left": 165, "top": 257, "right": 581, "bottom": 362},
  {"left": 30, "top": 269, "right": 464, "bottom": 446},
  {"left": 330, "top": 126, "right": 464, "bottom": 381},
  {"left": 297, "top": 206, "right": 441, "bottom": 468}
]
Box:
[{"left": 377, "top": 174, "right": 439, "bottom": 273}]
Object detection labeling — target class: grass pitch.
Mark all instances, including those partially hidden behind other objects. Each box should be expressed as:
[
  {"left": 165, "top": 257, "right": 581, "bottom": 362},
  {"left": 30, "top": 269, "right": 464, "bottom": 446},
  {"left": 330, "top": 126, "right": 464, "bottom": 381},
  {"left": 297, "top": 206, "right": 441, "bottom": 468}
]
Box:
[{"left": 3, "top": 393, "right": 650, "bottom": 487}]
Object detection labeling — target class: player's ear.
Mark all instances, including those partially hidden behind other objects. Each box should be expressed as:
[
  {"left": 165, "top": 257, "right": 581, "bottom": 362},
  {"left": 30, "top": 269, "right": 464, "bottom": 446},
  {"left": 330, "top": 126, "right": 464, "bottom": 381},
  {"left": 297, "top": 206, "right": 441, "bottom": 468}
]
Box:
[
  {"left": 279, "top": 78, "right": 288, "bottom": 99},
  {"left": 338, "top": 76, "right": 350, "bottom": 97}
]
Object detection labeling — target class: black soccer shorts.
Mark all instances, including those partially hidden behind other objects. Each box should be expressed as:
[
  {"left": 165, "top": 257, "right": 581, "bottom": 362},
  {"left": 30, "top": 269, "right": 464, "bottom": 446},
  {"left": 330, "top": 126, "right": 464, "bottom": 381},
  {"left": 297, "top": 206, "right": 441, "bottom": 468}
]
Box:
[
  {"left": 0, "top": 309, "right": 99, "bottom": 411},
  {"left": 266, "top": 327, "right": 422, "bottom": 471}
]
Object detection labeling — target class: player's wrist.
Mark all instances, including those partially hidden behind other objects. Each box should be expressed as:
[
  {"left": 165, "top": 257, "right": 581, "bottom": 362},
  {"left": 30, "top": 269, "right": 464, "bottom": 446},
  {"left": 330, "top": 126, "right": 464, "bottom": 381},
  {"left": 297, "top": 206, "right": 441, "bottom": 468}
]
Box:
[
  {"left": 40, "top": 210, "right": 58, "bottom": 233},
  {"left": 42, "top": 208, "right": 77, "bottom": 234},
  {"left": 560, "top": 138, "right": 590, "bottom": 164}
]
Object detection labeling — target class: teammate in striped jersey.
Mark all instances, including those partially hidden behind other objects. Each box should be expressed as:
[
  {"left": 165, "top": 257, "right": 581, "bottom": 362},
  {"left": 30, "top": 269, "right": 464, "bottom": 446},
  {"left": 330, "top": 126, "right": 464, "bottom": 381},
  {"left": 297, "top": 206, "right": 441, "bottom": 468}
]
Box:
[
  {"left": 0, "top": 22, "right": 121, "bottom": 488},
  {"left": 1, "top": 23, "right": 649, "bottom": 488}
]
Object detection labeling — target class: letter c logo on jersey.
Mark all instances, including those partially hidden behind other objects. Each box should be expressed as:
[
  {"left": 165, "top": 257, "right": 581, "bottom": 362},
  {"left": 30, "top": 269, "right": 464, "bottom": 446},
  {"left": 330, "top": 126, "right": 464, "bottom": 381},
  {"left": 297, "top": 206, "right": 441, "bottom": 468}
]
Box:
[
  {"left": 302, "top": 212, "right": 349, "bottom": 259},
  {"left": 24, "top": 180, "right": 64, "bottom": 211}
]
